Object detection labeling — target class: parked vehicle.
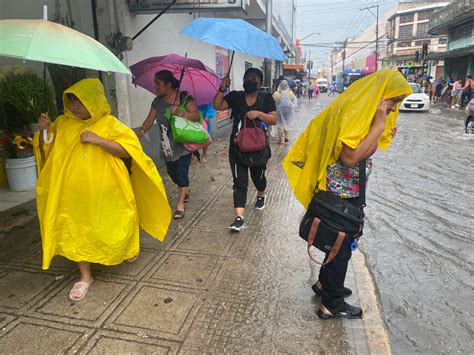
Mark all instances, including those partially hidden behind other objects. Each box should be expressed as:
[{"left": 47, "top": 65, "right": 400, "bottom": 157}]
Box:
[
  {"left": 399, "top": 83, "right": 430, "bottom": 112},
  {"left": 316, "top": 78, "right": 328, "bottom": 93},
  {"left": 465, "top": 98, "right": 474, "bottom": 134}
]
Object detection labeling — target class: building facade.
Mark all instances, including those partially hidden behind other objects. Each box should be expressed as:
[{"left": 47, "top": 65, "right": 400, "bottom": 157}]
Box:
[
  {"left": 383, "top": 1, "right": 450, "bottom": 80},
  {"left": 1, "top": 0, "right": 296, "bottom": 165},
  {"left": 428, "top": 0, "right": 474, "bottom": 80}
]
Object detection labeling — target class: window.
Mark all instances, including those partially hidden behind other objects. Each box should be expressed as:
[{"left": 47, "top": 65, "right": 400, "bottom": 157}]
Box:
[
  {"left": 438, "top": 37, "right": 447, "bottom": 44},
  {"left": 399, "top": 24, "right": 413, "bottom": 40},
  {"left": 415, "top": 40, "right": 430, "bottom": 46},
  {"left": 397, "top": 41, "right": 411, "bottom": 48},
  {"left": 416, "top": 22, "right": 429, "bottom": 37},
  {"left": 417, "top": 10, "right": 433, "bottom": 21},
  {"left": 451, "top": 23, "right": 473, "bottom": 41},
  {"left": 400, "top": 13, "right": 414, "bottom": 23},
  {"left": 245, "top": 61, "right": 252, "bottom": 71}
]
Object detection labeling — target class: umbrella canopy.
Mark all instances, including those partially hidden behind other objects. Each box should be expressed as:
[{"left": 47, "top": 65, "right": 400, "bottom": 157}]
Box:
[
  {"left": 0, "top": 19, "right": 130, "bottom": 75},
  {"left": 180, "top": 18, "right": 286, "bottom": 62},
  {"left": 130, "top": 54, "right": 220, "bottom": 106}
]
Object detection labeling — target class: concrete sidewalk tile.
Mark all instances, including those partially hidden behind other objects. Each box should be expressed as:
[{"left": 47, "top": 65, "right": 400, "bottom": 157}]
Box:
[
  {"left": 36, "top": 278, "right": 129, "bottom": 323},
  {"left": 0, "top": 269, "right": 58, "bottom": 311},
  {"left": 111, "top": 285, "right": 199, "bottom": 338},
  {"left": 149, "top": 252, "right": 220, "bottom": 288},
  {"left": 93, "top": 250, "right": 157, "bottom": 278},
  {"left": 80, "top": 329, "right": 181, "bottom": 354},
  {"left": 0, "top": 319, "right": 87, "bottom": 354},
  {"left": 173, "top": 228, "right": 235, "bottom": 257}
]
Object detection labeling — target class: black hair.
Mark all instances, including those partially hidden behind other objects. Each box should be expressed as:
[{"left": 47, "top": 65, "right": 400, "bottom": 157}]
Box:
[
  {"left": 468, "top": 75, "right": 472, "bottom": 79},
  {"left": 244, "top": 68, "right": 264, "bottom": 82},
  {"left": 66, "top": 93, "right": 80, "bottom": 101},
  {"left": 155, "top": 70, "right": 180, "bottom": 89}
]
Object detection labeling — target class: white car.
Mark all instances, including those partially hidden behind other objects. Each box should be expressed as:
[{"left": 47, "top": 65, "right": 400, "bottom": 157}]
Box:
[{"left": 399, "top": 83, "right": 430, "bottom": 111}]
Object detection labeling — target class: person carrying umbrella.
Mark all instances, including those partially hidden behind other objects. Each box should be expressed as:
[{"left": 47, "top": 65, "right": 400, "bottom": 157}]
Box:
[
  {"left": 35, "top": 78, "right": 171, "bottom": 302},
  {"left": 137, "top": 70, "right": 201, "bottom": 220},
  {"left": 213, "top": 68, "right": 277, "bottom": 232}
]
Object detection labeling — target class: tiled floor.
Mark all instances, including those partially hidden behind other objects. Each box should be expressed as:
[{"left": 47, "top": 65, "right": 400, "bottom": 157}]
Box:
[{"left": 0, "top": 187, "right": 35, "bottom": 212}]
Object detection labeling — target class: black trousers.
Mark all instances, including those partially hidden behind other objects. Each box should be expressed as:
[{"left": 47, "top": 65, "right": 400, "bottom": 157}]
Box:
[
  {"left": 229, "top": 151, "right": 267, "bottom": 209},
  {"left": 318, "top": 197, "right": 360, "bottom": 310},
  {"left": 318, "top": 234, "right": 355, "bottom": 310}
]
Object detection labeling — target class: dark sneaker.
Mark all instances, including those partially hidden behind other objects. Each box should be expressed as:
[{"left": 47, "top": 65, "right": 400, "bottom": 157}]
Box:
[
  {"left": 255, "top": 195, "right": 266, "bottom": 210},
  {"left": 317, "top": 302, "right": 363, "bottom": 320},
  {"left": 312, "top": 283, "right": 352, "bottom": 298},
  {"left": 230, "top": 216, "right": 244, "bottom": 232}
]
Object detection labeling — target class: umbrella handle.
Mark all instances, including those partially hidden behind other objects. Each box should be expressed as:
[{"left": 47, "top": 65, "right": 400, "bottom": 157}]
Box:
[
  {"left": 226, "top": 51, "right": 235, "bottom": 78},
  {"left": 42, "top": 129, "right": 54, "bottom": 144}
]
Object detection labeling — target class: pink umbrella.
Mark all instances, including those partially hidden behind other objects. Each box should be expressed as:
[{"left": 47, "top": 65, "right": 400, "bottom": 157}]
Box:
[{"left": 130, "top": 54, "right": 221, "bottom": 106}]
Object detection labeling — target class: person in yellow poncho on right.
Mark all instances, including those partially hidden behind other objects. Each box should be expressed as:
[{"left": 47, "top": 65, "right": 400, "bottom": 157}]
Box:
[
  {"left": 35, "top": 78, "right": 171, "bottom": 302},
  {"left": 283, "top": 69, "right": 412, "bottom": 319}
]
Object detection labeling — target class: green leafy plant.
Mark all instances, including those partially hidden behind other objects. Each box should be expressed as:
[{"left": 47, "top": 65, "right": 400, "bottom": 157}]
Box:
[{"left": 0, "top": 66, "right": 57, "bottom": 124}]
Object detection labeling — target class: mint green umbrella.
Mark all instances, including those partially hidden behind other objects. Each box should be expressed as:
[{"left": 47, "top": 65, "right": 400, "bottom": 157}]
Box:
[{"left": 0, "top": 19, "right": 130, "bottom": 75}]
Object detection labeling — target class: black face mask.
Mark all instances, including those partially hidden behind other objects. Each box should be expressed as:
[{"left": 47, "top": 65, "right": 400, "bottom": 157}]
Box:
[{"left": 243, "top": 80, "right": 258, "bottom": 94}]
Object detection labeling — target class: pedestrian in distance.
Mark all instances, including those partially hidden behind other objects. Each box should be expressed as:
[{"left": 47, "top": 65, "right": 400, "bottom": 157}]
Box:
[
  {"left": 328, "top": 83, "right": 336, "bottom": 96},
  {"left": 452, "top": 79, "right": 463, "bottom": 108},
  {"left": 308, "top": 82, "right": 314, "bottom": 100},
  {"left": 138, "top": 70, "right": 201, "bottom": 220},
  {"left": 273, "top": 80, "right": 298, "bottom": 144},
  {"left": 35, "top": 78, "right": 171, "bottom": 302},
  {"left": 213, "top": 68, "right": 277, "bottom": 232},
  {"left": 461, "top": 75, "right": 474, "bottom": 107},
  {"left": 283, "top": 69, "right": 412, "bottom": 319}
]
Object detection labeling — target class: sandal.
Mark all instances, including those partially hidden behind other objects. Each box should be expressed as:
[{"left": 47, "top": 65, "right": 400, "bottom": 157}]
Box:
[
  {"left": 317, "top": 302, "right": 363, "bottom": 320},
  {"left": 69, "top": 279, "right": 94, "bottom": 302},
  {"left": 126, "top": 256, "right": 139, "bottom": 263},
  {"left": 174, "top": 209, "right": 185, "bottom": 219}
]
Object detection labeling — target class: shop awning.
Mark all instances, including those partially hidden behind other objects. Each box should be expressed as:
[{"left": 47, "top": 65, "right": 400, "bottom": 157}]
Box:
[
  {"left": 283, "top": 64, "right": 304, "bottom": 70},
  {"left": 426, "top": 45, "right": 474, "bottom": 60}
]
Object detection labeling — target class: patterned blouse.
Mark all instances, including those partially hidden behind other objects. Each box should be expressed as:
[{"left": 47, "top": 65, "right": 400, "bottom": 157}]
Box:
[{"left": 326, "top": 158, "right": 373, "bottom": 198}]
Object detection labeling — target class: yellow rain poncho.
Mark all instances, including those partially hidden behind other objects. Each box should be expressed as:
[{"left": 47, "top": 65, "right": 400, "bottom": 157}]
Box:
[
  {"left": 34, "top": 78, "right": 171, "bottom": 270},
  {"left": 283, "top": 69, "right": 412, "bottom": 208}
]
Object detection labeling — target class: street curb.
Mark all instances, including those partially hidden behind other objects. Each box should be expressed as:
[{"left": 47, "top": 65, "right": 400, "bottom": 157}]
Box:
[{"left": 353, "top": 246, "right": 392, "bottom": 355}]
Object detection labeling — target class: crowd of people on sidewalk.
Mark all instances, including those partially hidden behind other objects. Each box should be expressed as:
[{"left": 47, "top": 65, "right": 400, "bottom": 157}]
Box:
[
  {"left": 33, "top": 63, "right": 413, "bottom": 320},
  {"left": 419, "top": 74, "right": 473, "bottom": 109}
]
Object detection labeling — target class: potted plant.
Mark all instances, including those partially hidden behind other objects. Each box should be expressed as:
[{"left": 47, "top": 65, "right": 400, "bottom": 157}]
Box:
[{"left": 0, "top": 65, "right": 56, "bottom": 191}]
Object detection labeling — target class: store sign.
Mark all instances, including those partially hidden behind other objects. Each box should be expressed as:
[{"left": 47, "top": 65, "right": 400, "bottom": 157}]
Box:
[
  {"left": 128, "top": 0, "right": 246, "bottom": 13},
  {"left": 217, "top": 109, "right": 231, "bottom": 122}
]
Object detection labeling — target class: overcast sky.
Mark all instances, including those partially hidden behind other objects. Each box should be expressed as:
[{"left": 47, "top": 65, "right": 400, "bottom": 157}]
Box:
[{"left": 295, "top": 0, "right": 400, "bottom": 66}]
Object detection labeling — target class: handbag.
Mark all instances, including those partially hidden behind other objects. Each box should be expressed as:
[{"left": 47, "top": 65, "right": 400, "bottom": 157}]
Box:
[
  {"left": 184, "top": 119, "right": 212, "bottom": 152},
  {"left": 165, "top": 95, "right": 209, "bottom": 144},
  {"left": 235, "top": 116, "right": 267, "bottom": 153},
  {"left": 299, "top": 160, "right": 366, "bottom": 265}
]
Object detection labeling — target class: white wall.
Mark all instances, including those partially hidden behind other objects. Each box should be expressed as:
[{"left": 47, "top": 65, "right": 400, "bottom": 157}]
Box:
[{"left": 118, "top": 10, "right": 263, "bottom": 128}]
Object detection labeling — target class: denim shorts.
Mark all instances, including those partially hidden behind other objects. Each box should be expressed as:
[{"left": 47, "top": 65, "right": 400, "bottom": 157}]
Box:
[{"left": 165, "top": 153, "right": 192, "bottom": 187}]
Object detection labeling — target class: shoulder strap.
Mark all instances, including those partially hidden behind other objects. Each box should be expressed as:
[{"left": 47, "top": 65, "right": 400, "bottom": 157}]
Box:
[{"left": 358, "top": 159, "right": 366, "bottom": 207}]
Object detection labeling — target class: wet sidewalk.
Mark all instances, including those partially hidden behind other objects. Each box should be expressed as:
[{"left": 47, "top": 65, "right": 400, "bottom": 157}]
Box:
[{"left": 0, "top": 99, "right": 390, "bottom": 354}]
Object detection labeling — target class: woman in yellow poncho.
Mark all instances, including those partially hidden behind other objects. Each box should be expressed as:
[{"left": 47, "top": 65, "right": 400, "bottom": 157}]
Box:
[
  {"left": 283, "top": 69, "right": 412, "bottom": 319},
  {"left": 34, "top": 78, "right": 171, "bottom": 302}
]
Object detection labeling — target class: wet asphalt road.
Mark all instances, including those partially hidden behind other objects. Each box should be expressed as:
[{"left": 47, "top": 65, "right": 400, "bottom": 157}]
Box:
[{"left": 296, "top": 95, "right": 473, "bottom": 354}]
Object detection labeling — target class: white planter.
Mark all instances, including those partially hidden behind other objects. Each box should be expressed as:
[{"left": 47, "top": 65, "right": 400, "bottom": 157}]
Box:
[{"left": 5, "top": 156, "right": 37, "bottom": 192}]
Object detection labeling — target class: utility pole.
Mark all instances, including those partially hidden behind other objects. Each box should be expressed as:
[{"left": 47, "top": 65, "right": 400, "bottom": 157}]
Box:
[
  {"left": 308, "top": 50, "right": 311, "bottom": 83},
  {"left": 342, "top": 39, "right": 347, "bottom": 71},
  {"left": 361, "top": 4, "right": 379, "bottom": 71},
  {"left": 264, "top": 0, "right": 273, "bottom": 89}
]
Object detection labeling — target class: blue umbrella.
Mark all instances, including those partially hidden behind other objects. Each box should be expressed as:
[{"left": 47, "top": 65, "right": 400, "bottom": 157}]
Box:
[{"left": 180, "top": 18, "right": 286, "bottom": 65}]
